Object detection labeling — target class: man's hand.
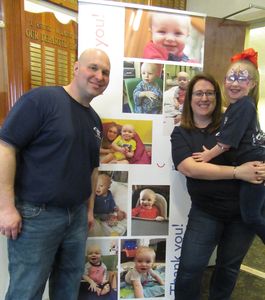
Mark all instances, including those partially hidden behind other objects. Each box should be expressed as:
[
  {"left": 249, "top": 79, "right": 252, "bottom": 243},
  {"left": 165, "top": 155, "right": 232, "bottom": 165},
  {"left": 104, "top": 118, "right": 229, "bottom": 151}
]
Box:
[{"left": 0, "top": 205, "right": 22, "bottom": 239}]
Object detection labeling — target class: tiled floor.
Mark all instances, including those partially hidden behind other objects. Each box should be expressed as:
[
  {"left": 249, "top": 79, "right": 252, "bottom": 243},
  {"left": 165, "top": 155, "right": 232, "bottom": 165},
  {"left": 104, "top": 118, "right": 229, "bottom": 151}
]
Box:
[{"left": 243, "top": 236, "right": 265, "bottom": 273}]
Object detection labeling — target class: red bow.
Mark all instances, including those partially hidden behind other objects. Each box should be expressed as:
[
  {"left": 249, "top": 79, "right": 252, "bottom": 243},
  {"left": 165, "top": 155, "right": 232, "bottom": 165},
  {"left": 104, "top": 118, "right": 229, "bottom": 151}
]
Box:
[{"left": 230, "top": 48, "right": 258, "bottom": 68}]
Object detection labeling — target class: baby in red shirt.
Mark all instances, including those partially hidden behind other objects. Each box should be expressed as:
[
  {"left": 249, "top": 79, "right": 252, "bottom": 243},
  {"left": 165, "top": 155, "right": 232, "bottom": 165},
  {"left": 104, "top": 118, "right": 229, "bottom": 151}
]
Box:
[{"left": 132, "top": 188, "right": 164, "bottom": 221}]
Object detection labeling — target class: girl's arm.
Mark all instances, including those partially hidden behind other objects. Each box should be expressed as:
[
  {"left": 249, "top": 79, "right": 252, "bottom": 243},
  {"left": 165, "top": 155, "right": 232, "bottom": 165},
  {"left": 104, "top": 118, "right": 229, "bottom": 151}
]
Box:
[{"left": 192, "top": 143, "right": 230, "bottom": 162}]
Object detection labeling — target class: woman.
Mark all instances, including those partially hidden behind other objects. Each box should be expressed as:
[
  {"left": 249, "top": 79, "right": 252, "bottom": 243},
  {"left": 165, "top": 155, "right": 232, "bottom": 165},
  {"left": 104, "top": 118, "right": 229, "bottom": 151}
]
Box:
[
  {"left": 170, "top": 73, "right": 265, "bottom": 300},
  {"left": 100, "top": 122, "right": 120, "bottom": 160}
]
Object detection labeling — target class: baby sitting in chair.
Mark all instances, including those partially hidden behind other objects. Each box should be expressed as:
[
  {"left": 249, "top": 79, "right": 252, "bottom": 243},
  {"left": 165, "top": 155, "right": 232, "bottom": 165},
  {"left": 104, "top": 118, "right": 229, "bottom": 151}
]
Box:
[{"left": 132, "top": 188, "right": 164, "bottom": 221}]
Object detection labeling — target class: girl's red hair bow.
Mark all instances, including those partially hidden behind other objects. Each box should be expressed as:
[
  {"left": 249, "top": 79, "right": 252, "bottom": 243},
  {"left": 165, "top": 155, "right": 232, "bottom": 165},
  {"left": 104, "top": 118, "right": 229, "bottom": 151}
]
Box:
[{"left": 230, "top": 48, "right": 258, "bottom": 68}]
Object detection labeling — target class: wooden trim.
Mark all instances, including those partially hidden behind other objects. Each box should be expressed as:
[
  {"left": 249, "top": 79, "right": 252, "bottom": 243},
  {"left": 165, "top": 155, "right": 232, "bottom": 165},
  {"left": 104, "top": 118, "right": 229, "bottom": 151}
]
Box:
[
  {"left": 3, "top": 0, "right": 27, "bottom": 109},
  {"left": 203, "top": 17, "right": 248, "bottom": 87},
  {"left": 46, "top": 0, "right": 78, "bottom": 12},
  {"left": 110, "top": 0, "right": 186, "bottom": 10},
  {"left": 0, "top": 0, "right": 8, "bottom": 124}
]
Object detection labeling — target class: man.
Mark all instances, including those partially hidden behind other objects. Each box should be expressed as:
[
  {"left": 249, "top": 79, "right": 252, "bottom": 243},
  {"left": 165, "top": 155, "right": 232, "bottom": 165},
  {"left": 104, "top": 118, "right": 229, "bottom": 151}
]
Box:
[{"left": 0, "top": 48, "right": 111, "bottom": 300}]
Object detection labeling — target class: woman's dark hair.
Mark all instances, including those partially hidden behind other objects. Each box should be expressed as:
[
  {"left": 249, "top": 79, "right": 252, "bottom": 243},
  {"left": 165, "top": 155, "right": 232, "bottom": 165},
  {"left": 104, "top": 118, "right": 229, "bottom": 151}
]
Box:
[{"left": 181, "top": 73, "right": 223, "bottom": 133}]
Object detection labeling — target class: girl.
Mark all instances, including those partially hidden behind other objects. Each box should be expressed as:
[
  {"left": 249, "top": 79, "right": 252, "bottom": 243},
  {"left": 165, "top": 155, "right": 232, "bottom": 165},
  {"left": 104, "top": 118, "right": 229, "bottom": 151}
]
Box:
[{"left": 193, "top": 48, "right": 265, "bottom": 243}]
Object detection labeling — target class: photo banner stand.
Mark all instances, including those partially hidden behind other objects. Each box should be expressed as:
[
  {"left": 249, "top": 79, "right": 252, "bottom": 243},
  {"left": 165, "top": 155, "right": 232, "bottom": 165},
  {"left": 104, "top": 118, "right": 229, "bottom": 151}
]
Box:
[{"left": 79, "top": 1, "right": 206, "bottom": 299}]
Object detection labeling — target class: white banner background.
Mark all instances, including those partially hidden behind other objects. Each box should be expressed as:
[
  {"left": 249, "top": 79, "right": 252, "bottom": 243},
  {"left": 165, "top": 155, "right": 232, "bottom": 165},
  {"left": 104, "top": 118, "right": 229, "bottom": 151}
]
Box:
[{"left": 79, "top": 1, "right": 205, "bottom": 299}]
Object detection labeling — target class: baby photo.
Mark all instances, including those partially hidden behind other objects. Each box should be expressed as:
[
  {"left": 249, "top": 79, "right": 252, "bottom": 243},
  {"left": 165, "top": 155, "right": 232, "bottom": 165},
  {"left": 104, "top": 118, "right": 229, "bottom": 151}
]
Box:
[
  {"left": 78, "top": 239, "right": 118, "bottom": 300},
  {"left": 120, "top": 238, "right": 166, "bottom": 299},
  {"left": 163, "top": 64, "right": 201, "bottom": 135},
  {"left": 124, "top": 8, "right": 205, "bottom": 65},
  {"left": 123, "top": 61, "right": 164, "bottom": 114},
  {"left": 100, "top": 119, "right": 152, "bottom": 165},
  {"left": 131, "top": 185, "right": 170, "bottom": 236},
  {"left": 88, "top": 171, "right": 128, "bottom": 237}
]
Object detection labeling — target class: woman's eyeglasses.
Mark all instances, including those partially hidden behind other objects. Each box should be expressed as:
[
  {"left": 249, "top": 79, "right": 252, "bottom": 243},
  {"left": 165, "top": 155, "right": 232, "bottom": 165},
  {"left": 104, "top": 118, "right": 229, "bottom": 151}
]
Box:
[
  {"left": 225, "top": 74, "right": 251, "bottom": 84},
  {"left": 192, "top": 90, "right": 216, "bottom": 99}
]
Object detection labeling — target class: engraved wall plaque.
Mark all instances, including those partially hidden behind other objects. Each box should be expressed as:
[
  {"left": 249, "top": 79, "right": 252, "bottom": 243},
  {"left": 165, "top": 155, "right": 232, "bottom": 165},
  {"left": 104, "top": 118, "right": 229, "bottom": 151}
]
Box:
[
  {"left": 25, "top": 11, "right": 77, "bottom": 88},
  {"left": 29, "top": 42, "right": 42, "bottom": 88}
]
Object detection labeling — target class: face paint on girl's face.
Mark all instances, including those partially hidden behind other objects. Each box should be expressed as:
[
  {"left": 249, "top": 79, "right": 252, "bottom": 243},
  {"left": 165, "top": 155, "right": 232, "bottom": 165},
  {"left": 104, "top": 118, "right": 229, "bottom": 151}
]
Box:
[
  {"left": 224, "top": 65, "right": 255, "bottom": 103},
  {"left": 225, "top": 69, "right": 251, "bottom": 84}
]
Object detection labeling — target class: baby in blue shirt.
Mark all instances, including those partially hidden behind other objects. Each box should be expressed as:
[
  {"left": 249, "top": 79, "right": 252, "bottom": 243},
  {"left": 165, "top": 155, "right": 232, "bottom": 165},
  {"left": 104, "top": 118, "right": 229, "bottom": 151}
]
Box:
[{"left": 94, "top": 173, "right": 117, "bottom": 220}]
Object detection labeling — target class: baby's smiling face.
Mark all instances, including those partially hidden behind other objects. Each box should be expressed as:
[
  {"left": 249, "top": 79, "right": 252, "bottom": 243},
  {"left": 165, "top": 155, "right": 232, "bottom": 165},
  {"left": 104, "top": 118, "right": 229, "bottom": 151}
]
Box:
[
  {"left": 96, "top": 175, "right": 111, "bottom": 197},
  {"left": 139, "top": 190, "right": 156, "bottom": 209},
  {"left": 151, "top": 13, "right": 189, "bottom": 57}
]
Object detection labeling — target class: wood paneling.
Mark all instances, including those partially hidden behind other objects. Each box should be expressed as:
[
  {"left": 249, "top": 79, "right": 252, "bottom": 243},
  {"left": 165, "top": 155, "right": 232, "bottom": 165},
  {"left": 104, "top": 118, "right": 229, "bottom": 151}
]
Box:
[
  {"left": 46, "top": 0, "right": 78, "bottom": 12},
  {"left": 203, "top": 17, "right": 247, "bottom": 90},
  {"left": 24, "top": 11, "right": 77, "bottom": 89},
  {"left": 0, "top": 1, "right": 77, "bottom": 125},
  {"left": 111, "top": 0, "right": 186, "bottom": 10},
  {"left": 0, "top": 1, "right": 8, "bottom": 124},
  {"left": 1, "top": 0, "right": 27, "bottom": 118}
]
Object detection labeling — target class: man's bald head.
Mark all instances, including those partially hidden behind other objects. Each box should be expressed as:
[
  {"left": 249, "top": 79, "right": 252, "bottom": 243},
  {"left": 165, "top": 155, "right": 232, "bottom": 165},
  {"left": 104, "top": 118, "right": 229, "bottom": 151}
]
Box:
[{"left": 78, "top": 48, "right": 110, "bottom": 69}]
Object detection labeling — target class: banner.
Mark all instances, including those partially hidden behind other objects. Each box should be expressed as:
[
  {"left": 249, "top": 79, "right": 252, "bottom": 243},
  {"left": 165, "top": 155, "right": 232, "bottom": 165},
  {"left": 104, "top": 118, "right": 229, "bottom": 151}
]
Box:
[{"left": 78, "top": 1, "right": 205, "bottom": 299}]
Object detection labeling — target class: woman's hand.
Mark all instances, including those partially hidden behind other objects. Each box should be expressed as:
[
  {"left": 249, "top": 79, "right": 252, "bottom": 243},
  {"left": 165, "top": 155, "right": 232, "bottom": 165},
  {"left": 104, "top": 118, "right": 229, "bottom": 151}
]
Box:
[{"left": 236, "top": 161, "right": 265, "bottom": 184}]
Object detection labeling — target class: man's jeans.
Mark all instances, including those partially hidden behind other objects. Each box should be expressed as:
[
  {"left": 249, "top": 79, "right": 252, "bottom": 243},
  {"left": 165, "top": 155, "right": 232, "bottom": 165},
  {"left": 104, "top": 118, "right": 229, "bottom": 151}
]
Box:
[
  {"left": 5, "top": 201, "right": 88, "bottom": 300},
  {"left": 174, "top": 205, "right": 255, "bottom": 300}
]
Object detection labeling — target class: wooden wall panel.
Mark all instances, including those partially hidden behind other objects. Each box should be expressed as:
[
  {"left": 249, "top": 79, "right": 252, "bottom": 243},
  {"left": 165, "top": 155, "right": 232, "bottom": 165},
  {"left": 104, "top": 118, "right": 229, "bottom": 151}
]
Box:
[
  {"left": 203, "top": 17, "right": 247, "bottom": 91},
  {"left": 1, "top": 0, "right": 27, "bottom": 119},
  {"left": 111, "top": 0, "right": 186, "bottom": 10},
  {"left": 24, "top": 11, "right": 77, "bottom": 89},
  {"left": 0, "top": 1, "right": 77, "bottom": 125},
  {"left": 46, "top": 0, "right": 78, "bottom": 12},
  {"left": 0, "top": 1, "right": 8, "bottom": 125}
]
